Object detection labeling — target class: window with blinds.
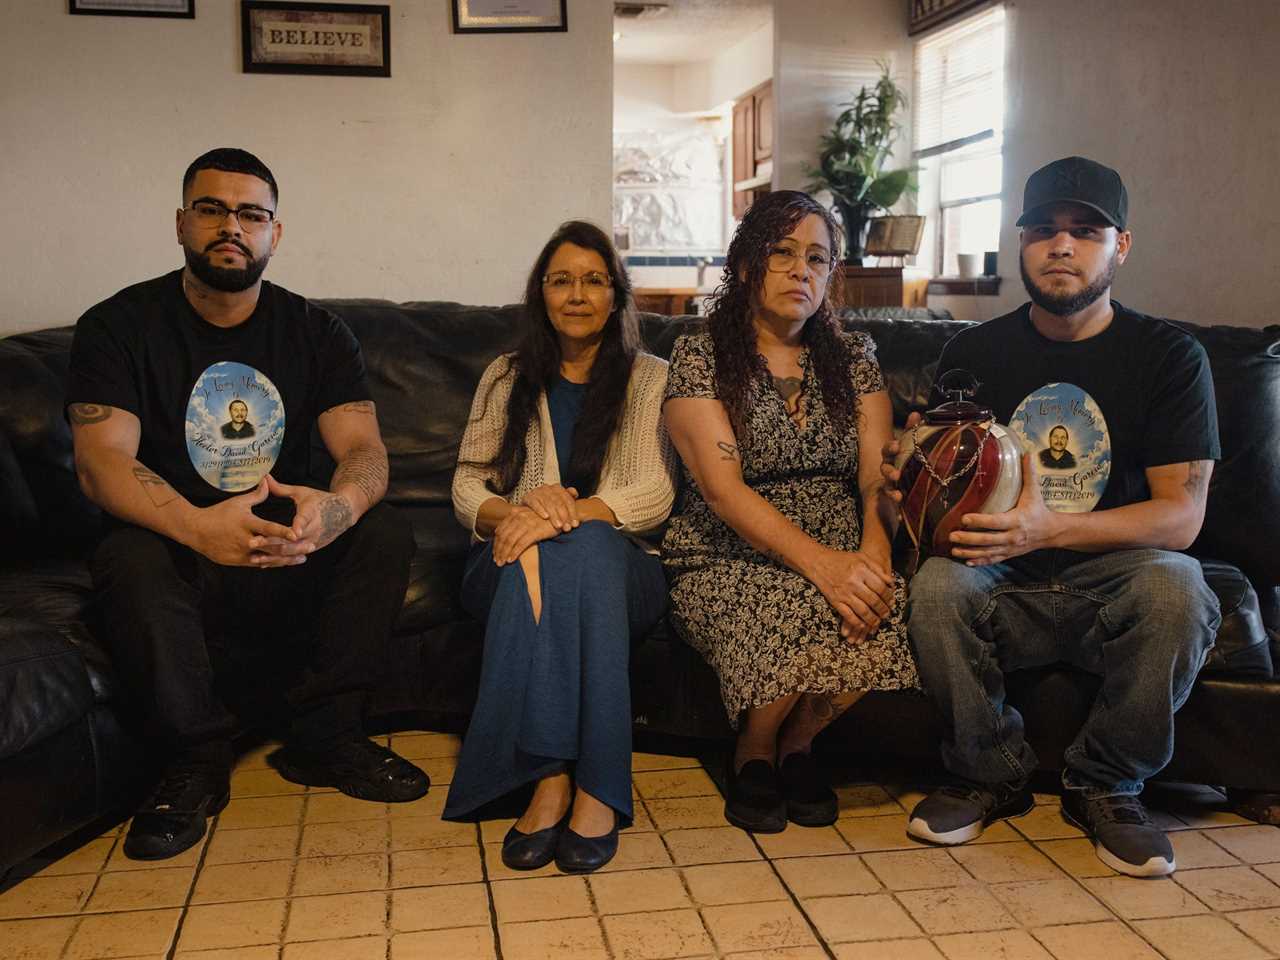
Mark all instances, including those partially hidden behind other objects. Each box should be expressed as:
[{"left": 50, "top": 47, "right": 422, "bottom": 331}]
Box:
[{"left": 912, "top": 5, "right": 1006, "bottom": 278}]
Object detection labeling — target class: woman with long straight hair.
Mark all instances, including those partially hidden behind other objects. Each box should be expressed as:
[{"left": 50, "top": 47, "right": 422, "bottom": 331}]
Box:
[
  {"left": 662, "top": 191, "right": 918, "bottom": 832},
  {"left": 444, "top": 221, "right": 676, "bottom": 873}
]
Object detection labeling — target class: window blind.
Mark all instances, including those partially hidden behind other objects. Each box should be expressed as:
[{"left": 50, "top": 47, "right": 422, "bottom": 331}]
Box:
[{"left": 913, "top": 6, "right": 1006, "bottom": 155}]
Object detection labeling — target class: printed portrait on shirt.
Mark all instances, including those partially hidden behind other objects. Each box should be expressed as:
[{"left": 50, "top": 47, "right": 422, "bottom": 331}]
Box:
[{"left": 185, "top": 362, "right": 284, "bottom": 492}]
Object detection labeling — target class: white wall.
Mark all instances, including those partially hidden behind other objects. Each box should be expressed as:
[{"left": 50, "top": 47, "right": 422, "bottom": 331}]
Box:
[
  {"left": 615, "top": 64, "right": 678, "bottom": 130},
  {"left": 671, "top": 21, "right": 773, "bottom": 114},
  {"left": 773, "top": 0, "right": 913, "bottom": 192},
  {"left": 994, "top": 0, "right": 1280, "bottom": 326},
  {"left": 0, "top": 0, "right": 612, "bottom": 337}
]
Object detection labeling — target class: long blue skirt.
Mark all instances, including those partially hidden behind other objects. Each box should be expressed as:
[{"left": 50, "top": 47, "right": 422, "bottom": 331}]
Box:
[{"left": 442, "top": 521, "right": 668, "bottom": 826}]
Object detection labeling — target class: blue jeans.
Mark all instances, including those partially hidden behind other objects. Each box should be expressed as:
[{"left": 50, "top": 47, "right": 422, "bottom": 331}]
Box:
[{"left": 908, "top": 549, "right": 1219, "bottom": 798}]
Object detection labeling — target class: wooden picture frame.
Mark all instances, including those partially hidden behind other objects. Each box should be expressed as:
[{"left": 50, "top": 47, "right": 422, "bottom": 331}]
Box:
[
  {"left": 69, "top": 0, "right": 194, "bottom": 17},
  {"left": 866, "top": 215, "right": 926, "bottom": 257},
  {"left": 451, "top": 0, "right": 567, "bottom": 34},
  {"left": 241, "top": 1, "right": 390, "bottom": 77}
]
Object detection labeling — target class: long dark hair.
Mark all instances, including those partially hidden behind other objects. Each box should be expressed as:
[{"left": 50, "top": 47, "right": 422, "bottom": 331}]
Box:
[
  {"left": 473, "top": 220, "right": 639, "bottom": 496},
  {"left": 705, "top": 190, "right": 856, "bottom": 442}
]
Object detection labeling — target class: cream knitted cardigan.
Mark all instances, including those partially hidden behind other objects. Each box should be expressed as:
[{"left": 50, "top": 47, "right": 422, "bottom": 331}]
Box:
[{"left": 451, "top": 351, "right": 677, "bottom": 542}]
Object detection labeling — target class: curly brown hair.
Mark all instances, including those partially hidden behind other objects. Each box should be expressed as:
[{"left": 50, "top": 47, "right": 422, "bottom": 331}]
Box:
[{"left": 704, "top": 190, "right": 856, "bottom": 442}]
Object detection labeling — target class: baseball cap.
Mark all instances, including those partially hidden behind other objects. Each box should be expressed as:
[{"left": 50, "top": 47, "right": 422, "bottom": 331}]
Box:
[{"left": 1015, "top": 156, "right": 1128, "bottom": 230}]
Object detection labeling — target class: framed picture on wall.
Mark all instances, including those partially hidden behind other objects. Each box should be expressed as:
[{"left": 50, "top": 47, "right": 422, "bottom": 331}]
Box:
[
  {"left": 242, "top": 1, "right": 391, "bottom": 77},
  {"left": 69, "top": 0, "right": 194, "bottom": 17},
  {"left": 451, "top": 0, "right": 567, "bottom": 34}
]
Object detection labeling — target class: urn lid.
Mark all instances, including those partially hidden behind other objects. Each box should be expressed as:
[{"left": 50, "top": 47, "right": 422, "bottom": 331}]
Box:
[{"left": 923, "top": 369, "right": 993, "bottom": 424}]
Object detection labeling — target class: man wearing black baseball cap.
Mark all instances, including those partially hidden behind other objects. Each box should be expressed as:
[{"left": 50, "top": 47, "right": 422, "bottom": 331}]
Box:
[{"left": 885, "top": 156, "right": 1221, "bottom": 877}]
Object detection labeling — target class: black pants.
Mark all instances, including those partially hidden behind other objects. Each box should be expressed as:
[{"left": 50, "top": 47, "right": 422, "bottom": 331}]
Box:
[{"left": 89, "top": 503, "right": 413, "bottom": 751}]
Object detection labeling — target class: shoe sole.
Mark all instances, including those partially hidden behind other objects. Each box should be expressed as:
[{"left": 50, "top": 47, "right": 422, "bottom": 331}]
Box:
[
  {"left": 271, "top": 755, "right": 429, "bottom": 803},
  {"left": 906, "top": 791, "right": 1035, "bottom": 846},
  {"left": 1060, "top": 804, "right": 1176, "bottom": 877},
  {"left": 786, "top": 800, "right": 838, "bottom": 828},
  {"left": 122, "top": 790, "right": 230, "bottom": 861},
  {"left": 724, "top": 802, "right": 787, "bottom": 834}
]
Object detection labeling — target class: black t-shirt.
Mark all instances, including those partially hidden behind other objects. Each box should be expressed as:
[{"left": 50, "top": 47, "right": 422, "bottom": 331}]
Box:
[
  {"left": 67, "top": 270, "right": 370, "bottom": 509},
  {"left": 935, "top": 301, "right": 1219, "bottom": 514}
]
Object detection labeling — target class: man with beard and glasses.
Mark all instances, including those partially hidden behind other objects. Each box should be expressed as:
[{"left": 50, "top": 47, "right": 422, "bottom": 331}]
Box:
[
  {"left": 66, "top": 148, "right": 427, "bottom": 861},
  {"left": 882, "top": 157, "right": 1220, "bottom": 877}
]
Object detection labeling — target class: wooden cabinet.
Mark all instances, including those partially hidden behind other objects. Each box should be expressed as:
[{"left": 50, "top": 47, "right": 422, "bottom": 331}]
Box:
[
  {"left": 753, "top": 83, "right": 773, "bottom": 163},
  {"left": 837, "top": 267, "right": 930, "bottom": 309},
  {"left": 732, "top": 80, "right": 773, "bottom": 219}
]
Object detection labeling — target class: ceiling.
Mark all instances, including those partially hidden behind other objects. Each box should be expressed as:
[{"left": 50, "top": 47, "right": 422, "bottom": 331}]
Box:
[{"left": 614, "top": 0, "right": 773, "bottom": 65}]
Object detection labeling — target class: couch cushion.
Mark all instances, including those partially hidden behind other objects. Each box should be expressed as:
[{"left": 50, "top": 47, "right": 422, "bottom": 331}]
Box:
[
  {"left": 317, "top": 300, "right": 525, "bottom": 508},
  {"left": 0, "top": 618, "right": 94, "bottom": 760},
  {"left": 1201, "top": 559, "right": 1273, "bottom": 677},
  {"left": 397, "top": 505, "right": 474, "bottom": 636}
]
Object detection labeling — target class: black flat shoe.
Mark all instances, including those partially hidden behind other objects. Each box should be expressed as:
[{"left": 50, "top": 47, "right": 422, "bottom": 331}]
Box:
[
  {"left": 502, "top": 812, "right": 570, "bottom": 871},
  {"left": 779, "top": 752, "right": 838, "bottom": 826},
  {"left": 724, "top": 758, "right": 786, "bottom": 834},
  {"left": 555, "top": 816, "right": 619, "bottom": 873},
  {"left": 123, "top": 762, "right": 230, "bottom": 861}
]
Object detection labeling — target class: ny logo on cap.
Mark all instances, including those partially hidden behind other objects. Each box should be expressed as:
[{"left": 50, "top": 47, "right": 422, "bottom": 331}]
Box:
[{"left": 1053, "top": 164, "right": 1084, "bottom": 194}]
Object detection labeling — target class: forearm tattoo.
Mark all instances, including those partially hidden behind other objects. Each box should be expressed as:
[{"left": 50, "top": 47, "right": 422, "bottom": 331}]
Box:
[
  {"left": 319, "top": 495, "right": 354, "bottom": 543},
  {"left": 717, "top": 441, "right": 739, "bottom": 461},
  {"left": 69, "top": 403, "right": 112, "bottom": 425},
  {"left": 132, "top": 465, "right": 177, "bottom": 507},
  {"left": 332, "top": 446, "right": 389, "bottom": 507}
]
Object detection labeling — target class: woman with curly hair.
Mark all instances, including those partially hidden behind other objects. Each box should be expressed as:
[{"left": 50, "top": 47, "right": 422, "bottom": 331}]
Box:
[
  {"left": 662, "top": 190, "right": 918, "bottom": 831},
  {"left": 445, "top": 221, "right": 676, "bottom": 872}
]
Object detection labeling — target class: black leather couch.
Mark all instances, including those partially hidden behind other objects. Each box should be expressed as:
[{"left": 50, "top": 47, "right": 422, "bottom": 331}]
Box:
[{"left": 2, "top": 301, "right": 1277, "bottom": 874}]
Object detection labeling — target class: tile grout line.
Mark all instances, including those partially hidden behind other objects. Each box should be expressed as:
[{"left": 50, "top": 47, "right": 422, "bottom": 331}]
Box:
[
  {"left": 474, "top": 819, "right": 506, "bottom": 960},
  {"left": 742, "top": 827, "right": 840, "bottom": 960},
  {"left": 55, "top": 827, "right": 124, "bottom": 960},
  {"left": 162, "top": 815, "right": 218, "bottom": 960}
]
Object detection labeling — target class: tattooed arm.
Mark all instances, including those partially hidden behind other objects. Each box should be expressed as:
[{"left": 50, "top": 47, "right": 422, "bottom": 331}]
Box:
[
  {"left": 664, "top": 396, "right": 893, "bottom": 640},
  {"left": 949, "top": 458, "right": 1217, "bottom": 565},
  {"left": 249, "top": 399, "right": 390, "bottom": 553},
  {"left": 318, "top": 400, "right": 389, "bottom": 516},
  {"left": 69, "top": 403, "right": 298, "bottom": 566}
]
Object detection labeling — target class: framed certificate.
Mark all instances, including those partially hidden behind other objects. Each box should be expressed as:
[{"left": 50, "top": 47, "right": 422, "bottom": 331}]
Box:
[
  {"left": 451, "top": 0, "right": 567, "bottom": 34},
  {"left": 69, "top": 0, "right": 194, "bottom": 17}
]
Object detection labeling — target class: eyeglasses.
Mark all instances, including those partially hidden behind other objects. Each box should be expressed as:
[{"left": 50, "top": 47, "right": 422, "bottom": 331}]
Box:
[
  {"left": 542, "top": 271, "right": 613, "bottom": 294},
  {"left": 185, "top": 200, "right": 276, "bottom": 232},
  {"left": 766, "top": 246, "right": 834, "bottom": 277}
]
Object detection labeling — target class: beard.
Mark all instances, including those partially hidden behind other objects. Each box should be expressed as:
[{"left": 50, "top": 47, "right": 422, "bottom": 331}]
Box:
[
  {"left": 185, "top": 241, "right": 270, "bottom": 293},
  {"left": 1020, "top": 251, "right": 1117, "bottom": 316}
]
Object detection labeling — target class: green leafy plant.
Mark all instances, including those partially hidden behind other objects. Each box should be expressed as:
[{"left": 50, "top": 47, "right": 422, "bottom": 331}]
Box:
[{"left": 805, "top": 64, "right": 917, "bottom": 259}]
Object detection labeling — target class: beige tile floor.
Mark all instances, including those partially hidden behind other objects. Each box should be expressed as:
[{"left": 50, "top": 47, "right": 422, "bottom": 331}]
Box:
[{"left": 3, "top": 731, "right": 1279, "bottom": 960}]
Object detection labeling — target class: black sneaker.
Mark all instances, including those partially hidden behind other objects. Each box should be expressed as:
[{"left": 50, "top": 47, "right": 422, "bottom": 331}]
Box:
[
  {"left": 907, "top": 780, "right": 1034, "bottom": 845},
  {"left": 779, "top": 752, "right": 838, "bottom": 826},
  {"left": 1061, "top": 789, "right": 1175, "bottom": 877},
  {"left": 123, "top": 761, "right": 230, "bottom": 861},
  {"left": 724, "top": 759, "right": 787, "bottom": 833},
  {"left": 270, "top": 737, "right": 429, "bottom": 802}
]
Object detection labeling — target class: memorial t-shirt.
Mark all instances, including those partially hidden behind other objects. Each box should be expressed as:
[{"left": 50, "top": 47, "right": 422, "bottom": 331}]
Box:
[
  {"left": 934, "top": 301, "right": 1219, "bottom": 514},
  {"left": 67, "top": 269, "right": 370, "bottom": 509}
]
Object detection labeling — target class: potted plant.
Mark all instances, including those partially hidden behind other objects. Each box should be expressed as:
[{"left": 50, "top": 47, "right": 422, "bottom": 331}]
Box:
[{"left": 805, "top": 64, "right": 917, "bottom": 264}]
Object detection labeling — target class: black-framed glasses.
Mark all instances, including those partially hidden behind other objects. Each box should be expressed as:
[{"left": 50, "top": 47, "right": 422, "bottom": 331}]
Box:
[
  {"left": 766, "top": 246, "right": 834, "bottom": 277},
  {"left": 185, "top": 200, "right": 276, "bottom": 232},
  {"left": 542, "top": 271, "right": 612, "bottom": 293}
]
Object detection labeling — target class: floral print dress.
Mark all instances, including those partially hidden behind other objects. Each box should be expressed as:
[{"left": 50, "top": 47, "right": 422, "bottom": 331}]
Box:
[{"left": 661, "top": 331, "right": 919, "bottom": 726}]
